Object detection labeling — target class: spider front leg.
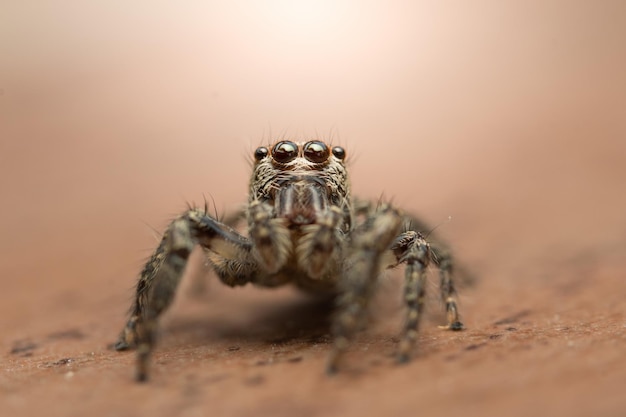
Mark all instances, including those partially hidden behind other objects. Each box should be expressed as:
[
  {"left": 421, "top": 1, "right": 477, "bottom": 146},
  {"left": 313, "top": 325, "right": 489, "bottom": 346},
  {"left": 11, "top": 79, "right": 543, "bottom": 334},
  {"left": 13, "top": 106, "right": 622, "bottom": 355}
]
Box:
[
  {"left": 327, "top": 205, "right": 403, "bottom": 374},
  {"left": 115, "top": 208, "right": 255, "bottom": 382}
]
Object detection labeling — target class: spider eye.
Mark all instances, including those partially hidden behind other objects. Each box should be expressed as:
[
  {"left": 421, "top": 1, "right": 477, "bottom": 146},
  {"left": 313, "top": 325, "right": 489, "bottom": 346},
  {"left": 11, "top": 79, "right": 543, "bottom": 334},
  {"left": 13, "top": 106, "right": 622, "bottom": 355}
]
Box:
[
  {"left": 332, "top": 146, "right": 346, "bottom": 160},
  {"left": 254, "top": 147, "right": 269, "bottom": 161},
  {"left": 272, "top": 141, "right": 298, "bottom": 163},
  {"left": 303, "top": 141, "right": 330, "bottom": 163}
]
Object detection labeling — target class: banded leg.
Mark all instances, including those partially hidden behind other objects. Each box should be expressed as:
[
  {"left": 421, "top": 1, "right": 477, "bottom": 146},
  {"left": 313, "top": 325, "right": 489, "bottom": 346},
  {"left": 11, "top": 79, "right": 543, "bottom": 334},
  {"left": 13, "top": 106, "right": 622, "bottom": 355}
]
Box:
[
  {"left": 390, "top": 231, "right": 431, "bottom": 362},
  {"left": 327, "top": 205, "right": 403, "bottom": 374},
  {"left": 248, "top": 200, "right": 291, "bottom": 274},
  {"left": 400, "top": 213, "right": 464, "bottom": 331},
  {"left": 430, "top": 244, "right": 463, "bottom": 330},
  {"left": 186, "top": 205, "right": 248, "bottom": 295},
  {"left": 115, "top": 208, "right": 255, "bottom": 381},
  {"left": 296, "top": 206, "right": 344, "bottom": 279}
]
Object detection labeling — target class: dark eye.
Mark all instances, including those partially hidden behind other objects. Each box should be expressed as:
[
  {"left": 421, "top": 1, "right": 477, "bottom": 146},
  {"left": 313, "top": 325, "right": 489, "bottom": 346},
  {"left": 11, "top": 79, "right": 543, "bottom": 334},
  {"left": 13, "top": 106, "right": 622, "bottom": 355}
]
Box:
[
  {"left": 332, "top": 146, "right": 346, "bottom": 160},
  {"left": 272, "top": 141, "right": 298, "bottom": 163},
  {"left": 303, "top": 141, "right": 330, "bottom": 163},
  {"left": 254, "top": 147, "right": 269, "bottom": 161}
]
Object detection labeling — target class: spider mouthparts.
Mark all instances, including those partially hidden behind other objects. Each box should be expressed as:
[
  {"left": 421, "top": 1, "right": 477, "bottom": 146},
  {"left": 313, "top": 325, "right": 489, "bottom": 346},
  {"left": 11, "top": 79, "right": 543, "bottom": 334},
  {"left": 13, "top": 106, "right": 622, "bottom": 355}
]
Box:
[{"left": 275, "top": 178, "right": 328, "bottom": 226}]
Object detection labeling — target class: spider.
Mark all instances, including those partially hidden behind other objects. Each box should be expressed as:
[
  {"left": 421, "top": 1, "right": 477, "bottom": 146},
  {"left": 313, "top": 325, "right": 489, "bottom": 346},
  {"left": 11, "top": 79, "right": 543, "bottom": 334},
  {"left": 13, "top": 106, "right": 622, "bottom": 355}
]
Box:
[{"left": 114, "top": 140, "right": 464, "bottom": 381}]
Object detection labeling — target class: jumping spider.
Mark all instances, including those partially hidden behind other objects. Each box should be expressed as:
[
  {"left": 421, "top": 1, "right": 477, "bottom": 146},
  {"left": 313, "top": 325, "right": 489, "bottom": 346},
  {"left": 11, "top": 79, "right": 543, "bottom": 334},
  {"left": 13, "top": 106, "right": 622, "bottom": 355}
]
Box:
[{"left": 115, "top": 140, "right": 464, "bottom": 381}]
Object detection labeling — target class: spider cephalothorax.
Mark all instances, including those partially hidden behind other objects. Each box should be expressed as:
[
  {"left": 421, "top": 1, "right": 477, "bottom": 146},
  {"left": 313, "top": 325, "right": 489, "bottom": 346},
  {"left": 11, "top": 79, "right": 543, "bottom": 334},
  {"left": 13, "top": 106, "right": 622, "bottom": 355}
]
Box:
[
  {"left": 247, "top": 140, "right": 351, "bottom": 280},
  {"left": 251, "top": 141, "right": 350, "bottom": 226},
  {"left": 114, "top": 139, "right": 464, "bottom": 381}
]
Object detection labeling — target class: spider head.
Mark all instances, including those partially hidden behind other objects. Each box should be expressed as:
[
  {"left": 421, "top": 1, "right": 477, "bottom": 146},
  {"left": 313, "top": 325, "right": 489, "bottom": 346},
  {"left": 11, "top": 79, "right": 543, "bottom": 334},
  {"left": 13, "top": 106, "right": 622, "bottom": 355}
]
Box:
[{"left": 250, "top": 140, "right": 351, "bottom": 228}]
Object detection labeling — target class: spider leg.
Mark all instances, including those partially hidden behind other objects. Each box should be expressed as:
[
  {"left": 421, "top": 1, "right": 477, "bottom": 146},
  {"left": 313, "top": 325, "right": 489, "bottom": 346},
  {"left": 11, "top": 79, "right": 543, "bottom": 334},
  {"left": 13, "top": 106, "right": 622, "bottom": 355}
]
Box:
[
  {"left": 296, "top": 206, "right": 345, "bottom": 279},
  {"left": 326, "top": 205, "right": 403, "bottom": 374},
  {"left": 247, "top": 200, "right": 291, "bottom": 274},
  {"left": 399, "top": 213, "right": 464, "bottom": 332},
  {"left": 429, "top": 242, "right": 464, "bottom": 331},
  {"left": 389, "top": 231, "right": 433, "bottom": 362},
  {"left": 185, "top": 205, "right": 248, "bottom": 296},
  {"left": 389, "top": 228, "right": 464, "bottom": 363},
  {"left": 114, "top": 208, "right": 255, "bottom": 381}
]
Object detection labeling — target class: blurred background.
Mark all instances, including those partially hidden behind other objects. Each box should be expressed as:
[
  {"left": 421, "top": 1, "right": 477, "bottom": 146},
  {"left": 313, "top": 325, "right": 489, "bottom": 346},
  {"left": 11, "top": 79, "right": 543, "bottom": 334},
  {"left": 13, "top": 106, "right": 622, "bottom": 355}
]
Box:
[{"left": 1, "top": 0, "right": 625, "bottom": 356}]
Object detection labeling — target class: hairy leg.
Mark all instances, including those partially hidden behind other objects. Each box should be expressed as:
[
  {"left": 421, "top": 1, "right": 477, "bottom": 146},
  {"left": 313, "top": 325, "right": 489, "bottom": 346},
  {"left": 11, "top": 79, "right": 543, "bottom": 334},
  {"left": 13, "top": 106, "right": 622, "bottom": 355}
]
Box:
[
  {"left": 390, "top": 231, "right": 433, "bottom": 362},
  {"left": 296, "top": 206, "right": 345, "bottom": 279},
  {"left": 115, "top": 208, "right": 256, "bottom": 381},
  {"left": 247, "top": 200, "right": 291, "bottom": 273},
  {"left": 429, "top": 243, "right": 464, "bottom": 330},
  {"left": 387, "top": 229, "right": 463, "bottom": 363},
  {"left": 327, "top": 205, "right": 403, "bottom": 373},
  {"left": 399, "top": 213, "right": 464, "bottom": 331}
]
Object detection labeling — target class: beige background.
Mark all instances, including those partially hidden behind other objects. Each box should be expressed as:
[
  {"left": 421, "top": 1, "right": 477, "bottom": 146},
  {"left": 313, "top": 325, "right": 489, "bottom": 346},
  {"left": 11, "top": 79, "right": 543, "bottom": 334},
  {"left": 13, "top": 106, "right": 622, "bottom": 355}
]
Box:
[{"left": 1, "top": 2, "right": 625, "bottom": 416}]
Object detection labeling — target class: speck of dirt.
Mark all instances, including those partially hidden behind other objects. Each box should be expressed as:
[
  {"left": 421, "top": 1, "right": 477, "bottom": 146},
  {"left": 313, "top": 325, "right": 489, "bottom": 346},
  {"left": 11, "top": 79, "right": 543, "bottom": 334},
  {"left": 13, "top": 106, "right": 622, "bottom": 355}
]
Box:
[
  {"left": 47, "top": 329, "right": 86, "bottom": 340},
  {"left": 464, "top": 343, "right": 487, "bottom": 351},
  {"left": 227, "top": 346, "right": 241, "bottom": 352},
  {"left": 51, "top": 358, "right": 74, "bottom": 366},
  {"left": 10, "top": 341, "right": 38, "bottom": 355},
  {"left": 244, "top": 374, "right": 266, "bottom": 386},
  {"left": 494, "top": 309, "right": 532, "bottom": 325},
  {"left": 202, "top": 373, "right": 231, "bottom": 385}
]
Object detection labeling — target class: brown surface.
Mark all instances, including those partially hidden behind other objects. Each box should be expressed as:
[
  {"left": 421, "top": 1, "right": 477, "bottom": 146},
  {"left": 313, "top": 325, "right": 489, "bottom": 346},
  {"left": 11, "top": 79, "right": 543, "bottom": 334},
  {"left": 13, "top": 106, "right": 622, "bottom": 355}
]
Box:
[{"left": 2, "top": 3, "right": 626, "bottom": 417}]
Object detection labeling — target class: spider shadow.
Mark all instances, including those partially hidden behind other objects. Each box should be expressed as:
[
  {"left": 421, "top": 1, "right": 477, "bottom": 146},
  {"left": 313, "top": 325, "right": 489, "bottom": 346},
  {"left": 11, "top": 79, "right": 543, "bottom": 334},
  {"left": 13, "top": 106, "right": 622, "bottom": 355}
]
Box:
[
  {"left": 164, "top": 290, "right": 336, "bottom": 349},
  {"left": 159, "top": 261, "right": 473, "bottom": 353}
]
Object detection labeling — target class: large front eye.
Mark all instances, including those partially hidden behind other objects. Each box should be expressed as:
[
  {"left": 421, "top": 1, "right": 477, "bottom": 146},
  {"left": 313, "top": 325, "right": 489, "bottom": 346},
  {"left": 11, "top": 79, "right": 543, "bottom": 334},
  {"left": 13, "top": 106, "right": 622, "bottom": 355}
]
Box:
[
  {"left": 272, "top": 141, "right": 298, "bottom": 163},
  {"left": 303, "top": 141, "right": 330, "bottom": 163}
]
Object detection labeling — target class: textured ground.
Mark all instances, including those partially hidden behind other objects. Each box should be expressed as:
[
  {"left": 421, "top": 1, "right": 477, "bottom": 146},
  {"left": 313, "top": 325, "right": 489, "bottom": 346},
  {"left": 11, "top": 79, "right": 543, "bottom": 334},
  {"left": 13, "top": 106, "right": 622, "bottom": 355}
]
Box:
[{"left": 2, "top": 2, "right": 625, "bottom": 417}]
